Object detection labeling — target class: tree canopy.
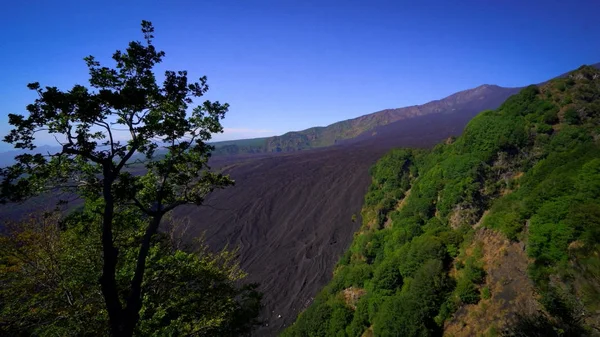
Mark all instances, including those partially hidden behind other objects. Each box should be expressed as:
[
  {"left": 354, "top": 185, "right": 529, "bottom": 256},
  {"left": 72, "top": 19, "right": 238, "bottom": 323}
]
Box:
[{"left": 0, "top": 20, "right": 260, "bottom": 336}]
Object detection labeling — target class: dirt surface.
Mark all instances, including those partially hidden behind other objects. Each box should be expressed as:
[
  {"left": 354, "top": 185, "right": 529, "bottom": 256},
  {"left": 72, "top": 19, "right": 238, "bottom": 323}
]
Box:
[{"left": 444, "top": 228, "right": 539, "bottom": 336}]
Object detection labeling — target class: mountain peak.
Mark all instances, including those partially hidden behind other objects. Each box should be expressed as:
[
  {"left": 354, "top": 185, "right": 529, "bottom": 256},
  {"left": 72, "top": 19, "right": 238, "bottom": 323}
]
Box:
[{"left": 475, "top": 84, "right": 499, "bottom": 89}]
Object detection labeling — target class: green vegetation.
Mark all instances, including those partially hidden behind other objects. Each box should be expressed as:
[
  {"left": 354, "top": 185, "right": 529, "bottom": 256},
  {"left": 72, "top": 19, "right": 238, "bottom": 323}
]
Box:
[
  {"left": 283, "top": 65, "right": 600, "bottom": 336},
  {"left": 212, "top": 137, "right": 270, "bottom": 155},
  {"left": 0, "top": 212, "right": 261, "bottom": 336},
  {"left": 211, "top": 125, "right": 345, "bottom": 155},
  {"left": 211, "top": 108, "right": 421, "bottom": 155},
  {"left": 0, "top": 21, "right": 261, "bottom": 336},
  {"left": 210, "top": 115, "right": 390, "bottom": 155}
]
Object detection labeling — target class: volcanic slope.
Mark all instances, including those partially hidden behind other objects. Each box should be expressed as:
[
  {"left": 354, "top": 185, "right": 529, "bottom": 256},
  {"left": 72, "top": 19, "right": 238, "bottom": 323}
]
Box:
[
  {"left": 176, "top": 84, "right": 520, "bottom": 335},
  {"left": 212, "top": 85, "right": 519, "bottom": 155}
]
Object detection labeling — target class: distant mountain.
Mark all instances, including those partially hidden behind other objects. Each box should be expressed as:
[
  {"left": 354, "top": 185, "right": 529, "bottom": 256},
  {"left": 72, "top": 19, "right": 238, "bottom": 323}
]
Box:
[
  {"left": 213, "top": 63, "right": 600, "bottom": 157},
  {"left": 3, "top": 64, "right": 598, "bottom": 163},
  {"left": 0, "top": 145, "right": 62, "bottom": 167},
  {"left": 212, "top": 84, "right": 520, "bottom": 155}
]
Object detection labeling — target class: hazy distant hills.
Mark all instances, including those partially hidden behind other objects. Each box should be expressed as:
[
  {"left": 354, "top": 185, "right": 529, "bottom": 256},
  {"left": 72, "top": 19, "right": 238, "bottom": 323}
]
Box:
[
  {"left": 0, "top": 145, "right": 62, "bottom": 167},
  {"left": 212, "top": 84, "right": 520, "bottom": 155}
]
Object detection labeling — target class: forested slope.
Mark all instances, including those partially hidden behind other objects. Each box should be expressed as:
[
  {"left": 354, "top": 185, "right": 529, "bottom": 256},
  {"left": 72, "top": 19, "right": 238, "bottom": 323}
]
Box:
[{"left": 282, "top": 65, "right": 600, "bottom": 336}]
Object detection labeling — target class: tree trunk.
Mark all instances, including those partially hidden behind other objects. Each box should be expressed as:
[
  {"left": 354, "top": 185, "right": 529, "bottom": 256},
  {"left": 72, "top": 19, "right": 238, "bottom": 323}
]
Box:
[
  {"left": 120, "top": 213, "right": 164, "bottom": 336},
  {"left": 98, "top": 169, "right": 125, "bottom": 336}
]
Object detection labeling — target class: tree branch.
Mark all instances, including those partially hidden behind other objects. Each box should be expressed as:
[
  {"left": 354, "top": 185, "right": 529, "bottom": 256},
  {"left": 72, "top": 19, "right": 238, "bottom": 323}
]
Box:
[
  {"left": 62, "top": 146, "right": 103, "bottom": 164},
  {"left": 123, "top": 212, "right": 161, "bottom": 331},
  {"left": 131, "top": 108, "right": 151, "bottom": 126},
  {"left": 113, "top": 111, "right": 143, "bottom": 173},
  {"left": 114, "top": 146, "right": 137, "bottom": 173},
  {"left": 94, "top": 119, "right": 115, "bottom": 157},
  {"left": 161, "top": 200, "right": 187, "bottom": 214},
  {"left": 52, "top": 134, "right": 65, "bottom": 146},
  {"left": 131, "top": 196, "right": 152, "bottom": 216}
]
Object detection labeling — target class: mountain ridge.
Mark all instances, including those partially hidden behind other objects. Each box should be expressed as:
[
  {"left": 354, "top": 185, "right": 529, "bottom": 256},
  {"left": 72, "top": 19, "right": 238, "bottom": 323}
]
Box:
[
  {"left": 212, "top": 84, "right": 519, "bottom": 156},
  {"left": 212, "top": 63, "right": 600, "bottom": 157}
]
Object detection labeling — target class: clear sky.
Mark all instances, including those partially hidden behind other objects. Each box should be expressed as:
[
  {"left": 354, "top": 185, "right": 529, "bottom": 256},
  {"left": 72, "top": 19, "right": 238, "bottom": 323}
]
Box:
[{"left": 1, "top": 0, "right": 599, "bottom": 151}]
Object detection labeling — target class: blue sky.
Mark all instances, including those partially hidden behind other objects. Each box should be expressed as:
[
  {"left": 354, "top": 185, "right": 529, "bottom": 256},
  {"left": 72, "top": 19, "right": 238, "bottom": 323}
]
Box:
[{"left": 1, "top": 0, "right": 599, "bottom": 151}]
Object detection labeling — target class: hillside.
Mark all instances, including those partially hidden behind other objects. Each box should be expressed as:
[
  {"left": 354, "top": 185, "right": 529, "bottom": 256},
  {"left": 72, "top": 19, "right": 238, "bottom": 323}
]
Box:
[
  {"left": 212, "top": 85, "right": 519, "bottom": 155},
  {"left": 0, "top": 79, "right": 522, "bottom": 337},
  {"left": 176, "top": 109, "right": 481, "bottom": 336},
  {"left": 282, "top": 65, "right": 600, "bottom": 336},
  {"left": 172, "top": 81, "right": 530, "bottom": 336}
]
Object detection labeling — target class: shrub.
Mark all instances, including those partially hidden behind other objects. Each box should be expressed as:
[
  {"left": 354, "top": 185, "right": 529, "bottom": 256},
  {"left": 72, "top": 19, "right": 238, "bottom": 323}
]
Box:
[
  {"left": 372, "top": 260, "right": 403, "bottom": 292},
  {"left": 481, "top": 286, "right": 491, "bottom": 300}
]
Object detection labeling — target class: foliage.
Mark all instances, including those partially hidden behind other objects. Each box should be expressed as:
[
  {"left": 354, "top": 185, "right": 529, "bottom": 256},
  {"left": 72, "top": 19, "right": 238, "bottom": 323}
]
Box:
[
  {"left": 0, "top": 211, "right": 261, "bottom": 336},
  {"left": 0, "top": 213, "right": 105, "bottom": 336},
  {"left": 371, "top": 259, "right": 403, "bottom": 293},
  {"left": 453, "top": 253, "right": 486, "bottom": 305},
  {"left": 0, "top": 21, "right": 250, "bottom": 336},
  {"left": 279, "top": 299, "right": 332, "bottom": 337},
  {"left": 346, "top": 297, "right": 370, "bottom": 337},
  {"left": 373, "top": 260, "right": 450, "bottom": 337},
  {"left": 481, "top": 286, "right": 491, "bottom": 300}
]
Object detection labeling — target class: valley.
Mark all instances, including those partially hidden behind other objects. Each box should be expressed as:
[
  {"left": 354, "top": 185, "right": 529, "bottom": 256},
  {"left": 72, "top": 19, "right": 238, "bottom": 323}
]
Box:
[
  {"left": 0, "top": 79, "right": 520, "bottom": 336},
  {"left": 178, "top": 85, "right": 520, "bottom": 335}
]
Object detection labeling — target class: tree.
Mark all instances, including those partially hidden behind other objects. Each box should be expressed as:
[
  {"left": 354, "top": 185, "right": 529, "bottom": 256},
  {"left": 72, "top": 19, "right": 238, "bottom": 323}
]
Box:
[{"left": 1, "top": 21, "right": 233, "bottom": 336}]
